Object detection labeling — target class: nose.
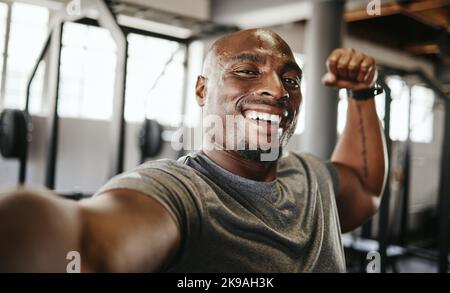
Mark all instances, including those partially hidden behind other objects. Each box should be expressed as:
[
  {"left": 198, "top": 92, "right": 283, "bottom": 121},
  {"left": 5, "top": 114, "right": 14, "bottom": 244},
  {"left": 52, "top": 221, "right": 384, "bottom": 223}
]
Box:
[{"left": 256, "top": 72, "right": 289, "bottom": 100}]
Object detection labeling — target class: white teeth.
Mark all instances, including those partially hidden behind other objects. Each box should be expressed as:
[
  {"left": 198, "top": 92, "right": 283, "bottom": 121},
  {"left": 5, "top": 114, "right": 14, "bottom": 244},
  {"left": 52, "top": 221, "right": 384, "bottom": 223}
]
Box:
[
  {"left": 243, "top": 110, "right": 281, "bottom": 123},
  {"left": 246, "top": 110, "right": 259, "bottom": 120},
  {"left": 260, "top": 112, "right": 270, "bottom": 121},
  {"left": 269, "top": 114, "right": 280, "bottom": 124}
]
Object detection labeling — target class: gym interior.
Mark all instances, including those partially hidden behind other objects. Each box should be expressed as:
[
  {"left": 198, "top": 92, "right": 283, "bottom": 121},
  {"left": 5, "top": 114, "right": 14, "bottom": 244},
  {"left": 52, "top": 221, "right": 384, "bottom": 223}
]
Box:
[{"left": 0, "top": 0, "right": 449, "bottom": 273}]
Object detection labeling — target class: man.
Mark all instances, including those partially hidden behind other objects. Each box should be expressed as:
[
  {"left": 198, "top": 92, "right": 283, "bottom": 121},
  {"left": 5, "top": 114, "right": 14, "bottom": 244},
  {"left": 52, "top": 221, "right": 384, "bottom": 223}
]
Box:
[{"left": 0, "top": 28, "right": 387, "bottom": 272}]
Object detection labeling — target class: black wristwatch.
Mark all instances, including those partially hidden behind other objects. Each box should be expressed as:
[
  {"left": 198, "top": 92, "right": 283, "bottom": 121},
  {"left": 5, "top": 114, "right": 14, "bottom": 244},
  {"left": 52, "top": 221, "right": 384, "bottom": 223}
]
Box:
[{"left": 347, "top": 84, "right": 384, "bottom": 100}]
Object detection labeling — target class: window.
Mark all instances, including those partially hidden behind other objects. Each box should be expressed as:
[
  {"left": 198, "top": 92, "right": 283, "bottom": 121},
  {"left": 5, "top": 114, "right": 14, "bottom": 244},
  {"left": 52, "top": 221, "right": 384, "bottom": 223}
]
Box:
[
  {"left": 410, "top": 85, "right": 434, "bottom": 143},
  {"left": 183, "top": 40, "right": 203, "bottom": 128},
  {"left": 0, "top": 2, "right": 7, "bottom": 93},
  {"left": 387, "top": 76, "right": 410, "bottom": 141},
  {"left": 58, "top": 22, "right": 117, "bottom": 120},
  {"left": 2, "top": 2, "right": 49, "bottom": 113},
  {"left": 47, "top": 22, "right": 190, "bottom": 124},
  {"left": 388, "top": 78, "right": 435, "bottom": 143},
  {"left": 125, "top": 33, "right": 185, "bottom": 126}
]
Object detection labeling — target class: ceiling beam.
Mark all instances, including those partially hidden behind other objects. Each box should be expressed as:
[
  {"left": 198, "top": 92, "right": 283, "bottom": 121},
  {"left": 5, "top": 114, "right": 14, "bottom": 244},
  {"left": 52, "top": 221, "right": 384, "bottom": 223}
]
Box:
[
  {"left": 345, "top": 0, "right": 450, "bottom": 25},
  {"left": 404, "top": 7, "right": 450, "bottom": 29},
  {"left": 211, "top": 0, "right": 312, "bottom": 28},
  {"left": 345, "top": 2, "right": 403, "bottom": 21},
  {"left": 404, "top": 42, "right": 440, "bottom": 55}
]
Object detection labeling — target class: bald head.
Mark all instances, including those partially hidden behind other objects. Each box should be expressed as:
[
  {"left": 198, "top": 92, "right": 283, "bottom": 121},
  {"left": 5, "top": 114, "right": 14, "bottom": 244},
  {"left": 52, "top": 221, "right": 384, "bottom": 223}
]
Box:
[{"left": 202, "top": 29, "right": 296, "bottom": 77}]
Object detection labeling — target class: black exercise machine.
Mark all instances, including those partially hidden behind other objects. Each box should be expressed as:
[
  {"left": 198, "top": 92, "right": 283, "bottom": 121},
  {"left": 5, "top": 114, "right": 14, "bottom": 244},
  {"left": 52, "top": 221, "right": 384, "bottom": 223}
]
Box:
[{"left": 0, "top": 29, "right": 52, "bottom": 186}]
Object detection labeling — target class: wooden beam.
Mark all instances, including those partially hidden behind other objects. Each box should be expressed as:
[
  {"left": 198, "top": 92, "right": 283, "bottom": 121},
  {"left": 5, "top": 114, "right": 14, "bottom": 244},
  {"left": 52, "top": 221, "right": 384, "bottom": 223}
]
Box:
[
  {"left": 345, "top": 0, "right": 450, "bottom": 22},
  {"left": 404, "top": 42, "right": 440, "bottom": 55},
  {"left": 406, "top": 0, "right": 450, "bottom": 13},
  {"left": 345, "top": 3, "right": 402, "bottom": 22},
  {"left": 405, "top": 7, "right": 450, "bottom": 29}
]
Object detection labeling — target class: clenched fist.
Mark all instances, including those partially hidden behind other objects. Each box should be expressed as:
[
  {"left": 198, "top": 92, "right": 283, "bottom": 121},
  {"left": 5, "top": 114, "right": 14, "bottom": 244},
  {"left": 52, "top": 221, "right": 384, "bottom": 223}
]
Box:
[{"left": 322, "top": 48, "right": 378, "bottom": 91}]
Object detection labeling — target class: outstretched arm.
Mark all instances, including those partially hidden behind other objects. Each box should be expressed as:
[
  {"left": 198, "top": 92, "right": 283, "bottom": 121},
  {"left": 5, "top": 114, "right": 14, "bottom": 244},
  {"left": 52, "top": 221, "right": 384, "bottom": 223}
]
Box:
[
  {"left": 0, "top": 188, "right": 180, "bottom": 272},
  {"left": 322, "top": 48, "right": 388, "bottom": 233}
]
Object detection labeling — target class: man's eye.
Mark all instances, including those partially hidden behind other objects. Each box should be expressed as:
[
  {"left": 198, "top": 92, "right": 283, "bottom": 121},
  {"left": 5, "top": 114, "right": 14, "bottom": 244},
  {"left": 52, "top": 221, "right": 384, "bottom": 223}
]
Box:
[
  {"left": 236, "top": 70, "right": 258, "bottom": 75},
  {"left": 283, "top": 78, "right": 300, "bottom": 88}
]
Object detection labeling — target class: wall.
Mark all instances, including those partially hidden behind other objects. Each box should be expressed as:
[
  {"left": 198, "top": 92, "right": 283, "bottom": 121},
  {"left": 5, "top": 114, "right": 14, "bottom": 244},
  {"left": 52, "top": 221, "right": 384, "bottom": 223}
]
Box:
[
  {"left": 0, "top": 116, "right": 178, "bottom": 194},
  {"left": 120, "top": 0, "right": 210, "bottom": 21}
]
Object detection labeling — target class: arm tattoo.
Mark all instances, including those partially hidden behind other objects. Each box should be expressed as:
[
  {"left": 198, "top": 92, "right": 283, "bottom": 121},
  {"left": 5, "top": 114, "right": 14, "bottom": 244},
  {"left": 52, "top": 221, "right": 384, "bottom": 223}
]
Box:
[{"left": 356, "top": 103, "right": 369, "bottom": 178}]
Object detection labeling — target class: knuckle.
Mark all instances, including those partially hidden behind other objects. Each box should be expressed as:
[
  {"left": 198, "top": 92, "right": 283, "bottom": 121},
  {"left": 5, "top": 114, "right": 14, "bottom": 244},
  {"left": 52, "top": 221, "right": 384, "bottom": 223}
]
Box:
[
  {"left": 367, "top": 57, "right": 375, "bottom": 64},
  {"left": 359, "top": 65, "right": 370, "bottom": 72},
  {"left": 349, "top": 61, "right": 360, "bottom": 68},
  {"left": 355, "top": 52, "right": 364, "bottom": 59},
  {"left": 328, "top": 58, "right": 338, "bottom": 64}
]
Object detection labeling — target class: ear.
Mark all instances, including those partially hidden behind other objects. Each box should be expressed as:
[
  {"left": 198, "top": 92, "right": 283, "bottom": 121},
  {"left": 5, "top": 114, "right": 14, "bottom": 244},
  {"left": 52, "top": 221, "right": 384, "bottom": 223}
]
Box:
[{"left": 195, "top": 75, "right": 207, "bottom": 107}]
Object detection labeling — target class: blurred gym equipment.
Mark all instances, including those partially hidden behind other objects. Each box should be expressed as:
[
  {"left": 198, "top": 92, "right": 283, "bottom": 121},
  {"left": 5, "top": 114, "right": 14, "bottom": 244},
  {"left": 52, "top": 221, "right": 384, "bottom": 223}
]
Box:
[
  {"left": 0, "top": 109, "right": 31, "bottom": 184},
  {"left": 139, "top": 119, "right": 163, "bottom": 161},
  {"left": 344, "top": 67, "right": 450, "bottom": 273},
  {"left": 0, "top": 29, "right": 48, "bottom": 184}
]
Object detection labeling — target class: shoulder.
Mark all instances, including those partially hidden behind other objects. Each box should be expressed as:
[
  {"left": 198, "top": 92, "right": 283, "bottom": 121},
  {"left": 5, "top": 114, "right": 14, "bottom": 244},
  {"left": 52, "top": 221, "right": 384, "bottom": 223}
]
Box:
[
  {"left": 134, "top": 157, "right": 189, "bottom": 174},
  {"left": 95, "top": 155, "right": 206, "bottom": 200},
  {"left": 126, "top": 156, "right": 202, "bottom": 182},
  {"left": 279, "top": 151, "right": 326, "bottom": 172}
]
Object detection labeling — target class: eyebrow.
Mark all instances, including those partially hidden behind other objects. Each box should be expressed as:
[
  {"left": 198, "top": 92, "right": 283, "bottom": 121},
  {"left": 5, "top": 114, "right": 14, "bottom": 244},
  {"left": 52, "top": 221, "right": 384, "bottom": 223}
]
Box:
[
  {"left": 230, "top": 53, "right": 266, "bottom": 63},
  {"left": 229, "top": 53, "right": 303, "bottom": 76},
  {"left": 283, "top": 61, "right": 303, "bottom": 77}
]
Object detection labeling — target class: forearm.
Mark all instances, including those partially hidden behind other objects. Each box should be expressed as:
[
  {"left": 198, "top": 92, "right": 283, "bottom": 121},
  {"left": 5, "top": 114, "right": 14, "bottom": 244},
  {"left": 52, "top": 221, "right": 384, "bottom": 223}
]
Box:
[
  {"left": 0, "top": 188, "right": 83, "bottom": 272},
  {"left": 331, "top": 97, "right": 387, "bottom": 195}
]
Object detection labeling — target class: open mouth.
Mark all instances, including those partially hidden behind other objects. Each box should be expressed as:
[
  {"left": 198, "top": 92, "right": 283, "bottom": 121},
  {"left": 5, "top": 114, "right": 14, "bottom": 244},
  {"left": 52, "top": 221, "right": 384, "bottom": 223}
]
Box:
[
  {"left": 240, "top": 109, "right": 287, "bottom": 140},
  {"left": 240, "top": 104, "right": 289, "bottom": 129},
  {"left": 242, "top": 110, "right": 282, "bottom": 124}
]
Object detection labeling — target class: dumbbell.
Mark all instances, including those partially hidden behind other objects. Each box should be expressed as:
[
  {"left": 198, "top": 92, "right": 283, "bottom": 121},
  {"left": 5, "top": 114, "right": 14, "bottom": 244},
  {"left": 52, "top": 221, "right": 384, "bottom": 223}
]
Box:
[
  {"left": 139, "top": 119, "right": 164, "bottom": 159},
  {"left": 138, "top": 119, "right": 187, "bottom": 161},
  {"left": 0, "top": 109, "right": 32, "bottom": 159}
]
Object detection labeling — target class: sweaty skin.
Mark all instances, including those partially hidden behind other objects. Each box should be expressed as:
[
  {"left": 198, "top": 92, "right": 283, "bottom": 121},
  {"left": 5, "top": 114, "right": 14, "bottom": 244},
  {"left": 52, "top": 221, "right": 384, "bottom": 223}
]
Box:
[{"left": 0, "top": 29, "right": 386, "bottom": 272}]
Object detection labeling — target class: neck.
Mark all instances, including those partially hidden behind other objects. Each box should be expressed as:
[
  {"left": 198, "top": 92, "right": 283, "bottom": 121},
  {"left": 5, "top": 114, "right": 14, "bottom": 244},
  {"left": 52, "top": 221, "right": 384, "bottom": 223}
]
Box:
[{"left": 202, "top": 149, "right": 278, "bottom": 182}]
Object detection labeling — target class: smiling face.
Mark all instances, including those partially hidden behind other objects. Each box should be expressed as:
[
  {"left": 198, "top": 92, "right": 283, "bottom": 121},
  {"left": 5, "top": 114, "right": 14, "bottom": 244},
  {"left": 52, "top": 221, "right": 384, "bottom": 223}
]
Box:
[{"left": 196, "top": 29, "right": 303, "bottom": 162}]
